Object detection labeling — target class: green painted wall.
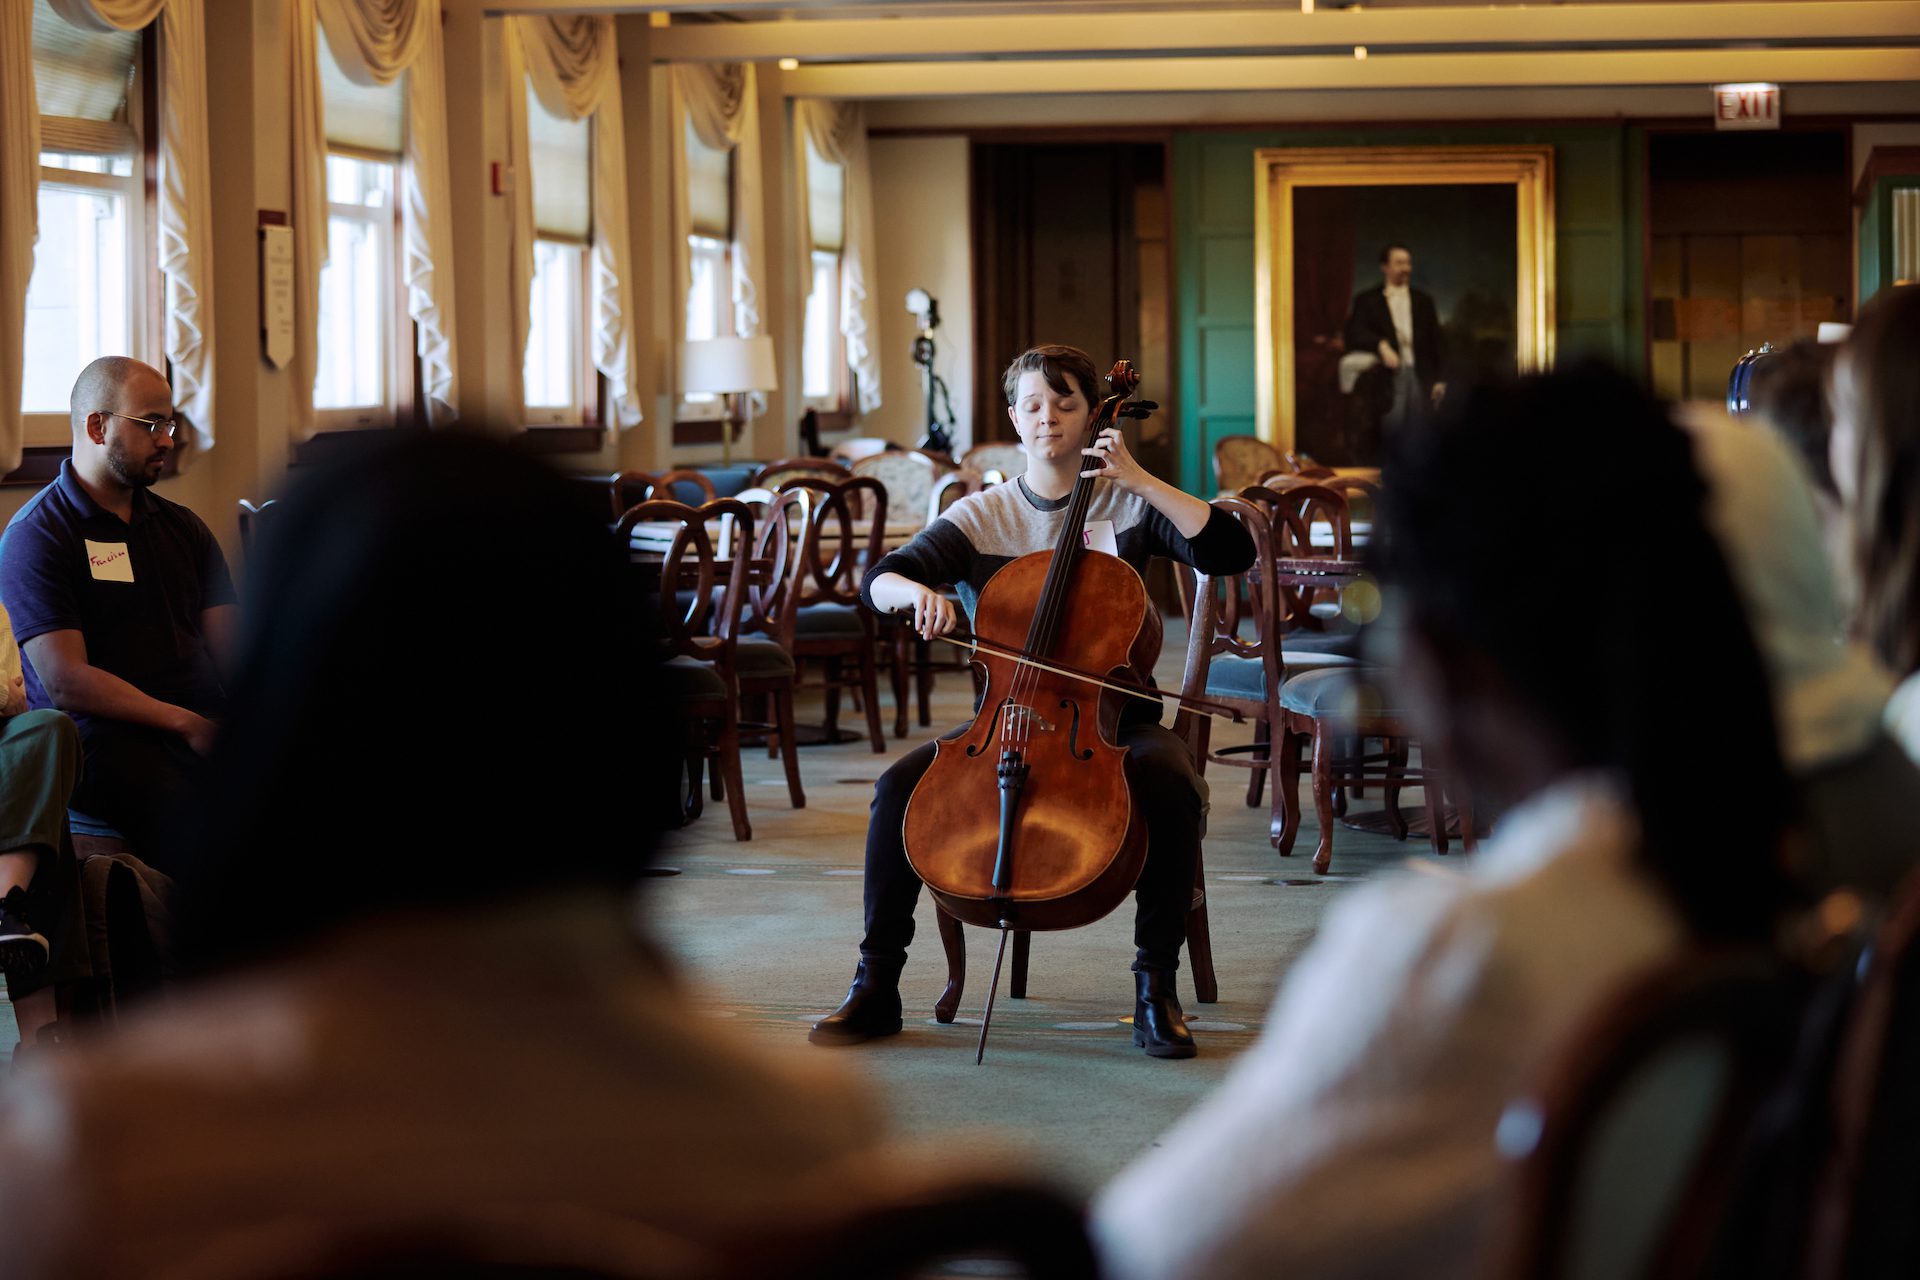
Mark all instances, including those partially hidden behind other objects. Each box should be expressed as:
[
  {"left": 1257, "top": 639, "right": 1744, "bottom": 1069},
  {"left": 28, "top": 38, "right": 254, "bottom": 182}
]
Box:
[
  {"left": 1859, "top": 175, "right": 1920, "bottom": 301},
  {"left": 1173, "top": 126, "right": 1645, "bottom": 494}
]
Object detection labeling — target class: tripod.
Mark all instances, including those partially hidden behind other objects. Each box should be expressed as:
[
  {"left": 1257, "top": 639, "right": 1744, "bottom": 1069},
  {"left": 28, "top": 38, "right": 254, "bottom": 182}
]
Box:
[{"left": 911, "top": 301, "right": 957, "bottom": 455}]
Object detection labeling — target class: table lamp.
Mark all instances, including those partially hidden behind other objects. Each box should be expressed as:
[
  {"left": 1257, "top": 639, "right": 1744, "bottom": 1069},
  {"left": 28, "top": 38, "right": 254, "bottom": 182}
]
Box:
[{"left": 681, "top": 335, "right": 778, "bottom": 465}]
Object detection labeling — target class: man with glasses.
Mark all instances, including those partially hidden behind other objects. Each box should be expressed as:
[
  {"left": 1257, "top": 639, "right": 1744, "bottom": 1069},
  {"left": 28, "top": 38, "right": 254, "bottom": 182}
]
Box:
[{"left": 0, "top": 357, "right": 237, "bottom": 875}]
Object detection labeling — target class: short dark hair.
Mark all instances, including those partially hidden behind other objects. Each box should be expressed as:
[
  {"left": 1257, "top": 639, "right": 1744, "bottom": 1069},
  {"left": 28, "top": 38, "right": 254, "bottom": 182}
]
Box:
[
  {"left": 175, "top": 433, "right": 664, "bottom": 973},
  {"left": 1379, "top": 243, "right": 1412, "bottom": 265},
  {"left": 1841, "top": 284, "right": 1920, "bottom": 676},
  {"left": 1003, "top": 344, "right": 1101, "bottom": 407},
  {"left": 1746, "top": 339, "right": 1835, "bottom": 493},
  {"left": 1375, "top": 363, "right": 1791, "bottom": 944}
]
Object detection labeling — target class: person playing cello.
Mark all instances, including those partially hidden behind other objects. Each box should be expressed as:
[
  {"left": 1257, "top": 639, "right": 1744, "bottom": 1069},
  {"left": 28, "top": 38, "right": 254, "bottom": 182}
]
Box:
[{"left": 809, "top": 345, "right": 1255, "bottom": 1059}]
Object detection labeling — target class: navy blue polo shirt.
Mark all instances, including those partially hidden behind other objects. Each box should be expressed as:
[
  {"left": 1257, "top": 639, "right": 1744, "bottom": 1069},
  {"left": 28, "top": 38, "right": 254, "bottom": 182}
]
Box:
[{"left": 0, "top": 460, "right": 236, "bottom": 731}]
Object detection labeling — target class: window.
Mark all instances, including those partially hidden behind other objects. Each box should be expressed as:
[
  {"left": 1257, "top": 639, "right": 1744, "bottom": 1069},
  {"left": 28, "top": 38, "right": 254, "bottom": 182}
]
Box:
[
  {"left": 313, "top": 154, "right": 400, "bottom": 423},
  {"left": 524, "top": 240, "right": 589, "bottom": 423},
  {"left": 313, "top": 27, "right": 407, "bottom": 429},
  {"left": 800, "top": 135, "right": 848, "bottom": 413},
  {"left": 681, "top": 120, "right": 733, "bottom": 421},
  {"left": 23, "top": 0, "right": 152, "bottom": 442},
  {"left": 522, "top": 87, "right": 593, "bottom": 426}
]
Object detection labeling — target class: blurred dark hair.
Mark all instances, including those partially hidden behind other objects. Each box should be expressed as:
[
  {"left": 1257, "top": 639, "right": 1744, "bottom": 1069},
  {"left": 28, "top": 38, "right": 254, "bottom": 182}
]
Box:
[
  {"left": 1375, "top": 364, "right": 1792, "bottom": 944},
  {"left": 174, "top": 433, "right": 663, "bottom": 973},
  {"left": 1747, "top": 339, "right": 1836, "bottom": 494},
  {"left": 1002, "top": 344, "right": 1101, "bottom": 408},
  {"left": 1838, "top": 284, "right": 1920, "bottom": 676},
  {"left": 1379, "top": 243, "right": 1411, "bottom": 265}
]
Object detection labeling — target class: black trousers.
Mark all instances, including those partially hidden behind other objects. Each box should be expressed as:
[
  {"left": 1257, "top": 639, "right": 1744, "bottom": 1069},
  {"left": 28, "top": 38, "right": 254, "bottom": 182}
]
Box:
[
  {"left": 859, "top": 720, "right": 1206, "bottom": 974},
  {"left": 70, "top": 719, "right": 201, "bottom": 877}
]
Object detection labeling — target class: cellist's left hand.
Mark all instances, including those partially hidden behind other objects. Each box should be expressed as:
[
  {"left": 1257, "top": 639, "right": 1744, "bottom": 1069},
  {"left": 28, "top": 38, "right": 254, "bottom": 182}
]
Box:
[{"left": 1082, "top": 426, "right": 1147, "bottom": 490}]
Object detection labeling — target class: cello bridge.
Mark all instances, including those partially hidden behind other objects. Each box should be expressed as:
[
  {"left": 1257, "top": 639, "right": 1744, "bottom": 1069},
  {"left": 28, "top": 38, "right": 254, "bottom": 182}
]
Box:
[{"left": 1003, "top": 703, "right": 1056, "bottom": 734}]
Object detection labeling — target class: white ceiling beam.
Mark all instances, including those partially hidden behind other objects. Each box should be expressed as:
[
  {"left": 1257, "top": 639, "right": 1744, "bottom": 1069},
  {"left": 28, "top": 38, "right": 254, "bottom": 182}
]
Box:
[
  {"left": 642, "top": 2, "right": 1920, "bottom": 63},
  {"left": 779, "top": 46, "right": 1920, "bottom": 97}
]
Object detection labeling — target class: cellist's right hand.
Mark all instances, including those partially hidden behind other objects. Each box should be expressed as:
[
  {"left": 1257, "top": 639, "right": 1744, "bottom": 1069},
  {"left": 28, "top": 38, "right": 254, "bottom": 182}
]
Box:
[{"left": 902, "top": 583, "right": 958, "bottom": 641}]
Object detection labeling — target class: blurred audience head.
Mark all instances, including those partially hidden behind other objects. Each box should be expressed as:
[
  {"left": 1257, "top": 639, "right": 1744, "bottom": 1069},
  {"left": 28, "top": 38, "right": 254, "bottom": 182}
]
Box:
[
  {"left": 1684, "top": 408, "right": 1890, "bottom": 774},
  {"left": 1830, "top": 285, "right": 1920, "bottom": 677},
  {"left": 1746, "top": 339, "right": 1836, "bottom": 495},
  {"left": 175, "top": 432, "right": 660, "bottom": 973},
  {"left": 1377, "top": 364, "right": 1790, "bottom": 944}
]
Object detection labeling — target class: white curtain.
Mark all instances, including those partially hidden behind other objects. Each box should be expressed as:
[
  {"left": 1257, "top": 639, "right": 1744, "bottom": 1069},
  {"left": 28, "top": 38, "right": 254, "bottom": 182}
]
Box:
[
  {"left": 19, "top": 0, "right": 217, "bottom": 464},
  {"left": 291, "top": 0, "right": 459, "bottom": 436},
  {"left": 507, "top": 15, "right": 642, "bottom": 428},
  {"left": 1, "top": 2, "right": 41, "bottom": 475},
  {"left": 793, "top": 99, "right": 880, "bottom": 416},
  {"left": 671, "top": 63, "right": 765, "bottom": 408}
]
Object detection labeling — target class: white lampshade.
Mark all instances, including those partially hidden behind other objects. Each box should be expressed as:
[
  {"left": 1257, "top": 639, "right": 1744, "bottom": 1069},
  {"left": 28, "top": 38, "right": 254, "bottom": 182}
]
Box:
[{"left": 681, "top": 335, "right": 779, "bottom": 396}]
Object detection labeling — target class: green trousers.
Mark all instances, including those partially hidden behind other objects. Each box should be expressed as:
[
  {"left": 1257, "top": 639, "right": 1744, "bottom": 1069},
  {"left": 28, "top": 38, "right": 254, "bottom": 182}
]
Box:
[{"left": 0, "top": 710, "right": 87, "bottom": 998}]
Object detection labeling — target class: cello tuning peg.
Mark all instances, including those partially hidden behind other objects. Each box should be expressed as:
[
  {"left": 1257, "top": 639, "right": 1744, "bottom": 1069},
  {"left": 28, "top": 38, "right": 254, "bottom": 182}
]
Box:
[{"left": 1121, "top": 401, "right": 1158, "bottom": 418}]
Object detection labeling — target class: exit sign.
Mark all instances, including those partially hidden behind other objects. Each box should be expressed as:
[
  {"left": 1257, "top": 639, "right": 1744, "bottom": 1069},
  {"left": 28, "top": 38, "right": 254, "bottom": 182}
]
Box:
[{"left": 1714, "top": 83, "right": 1781, "bottom": 130}]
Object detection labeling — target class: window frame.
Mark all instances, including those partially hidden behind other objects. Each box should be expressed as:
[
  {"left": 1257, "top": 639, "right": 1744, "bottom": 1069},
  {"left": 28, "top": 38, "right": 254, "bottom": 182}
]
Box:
[
  {"left": 312, "top": 145, "right": 413, "bottom": 433},
  {"left": 802, "top": 246, "right": 853, "bottom": 420},
  {"left": 521, "top": 234, "right": 599, "bottom": 430},
  {"left": 676, "top": 231, "right": 734, "bottom": 425},
  {"left": 19, "top": 26, "right": 161, "bottom": 452}
]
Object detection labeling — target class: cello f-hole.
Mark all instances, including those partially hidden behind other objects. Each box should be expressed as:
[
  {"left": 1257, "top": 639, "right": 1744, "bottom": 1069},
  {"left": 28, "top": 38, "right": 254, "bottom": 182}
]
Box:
[
  {"left": 1061, "top": 698, "right": 1094, "bottom": 762},
  {"left": 966, "top": 698, "right": 1012, "bottom": 758}
]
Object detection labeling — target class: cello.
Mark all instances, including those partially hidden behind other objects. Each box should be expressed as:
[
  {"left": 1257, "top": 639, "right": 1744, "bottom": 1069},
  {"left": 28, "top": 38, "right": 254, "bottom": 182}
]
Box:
[{"left": 902, "top": 359, "right": 1182, "bottom": 1061}]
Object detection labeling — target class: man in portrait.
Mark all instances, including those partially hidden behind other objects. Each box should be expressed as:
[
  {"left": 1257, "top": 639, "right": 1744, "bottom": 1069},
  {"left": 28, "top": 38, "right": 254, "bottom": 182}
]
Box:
[{"left": 1341, "top": 243, "right": 1447, "bottom": 449}]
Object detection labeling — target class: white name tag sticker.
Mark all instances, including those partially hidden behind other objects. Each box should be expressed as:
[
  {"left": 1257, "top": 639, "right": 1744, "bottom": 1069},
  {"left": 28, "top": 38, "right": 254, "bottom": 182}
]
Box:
[
  {"left": 84, "top": 540, "right": 134, "bottom": 583},
  {"left": 1080, "top": 520, "right": 1119, "bottom": 555}
]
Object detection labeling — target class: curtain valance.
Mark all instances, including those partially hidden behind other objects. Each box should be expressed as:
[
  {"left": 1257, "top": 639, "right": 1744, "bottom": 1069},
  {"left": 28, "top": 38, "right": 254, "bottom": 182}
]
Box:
[
  {"left": 505, "top": 15, "right": 642, "bottom": 429},
  {"left": 2, "top": 0, "right": 218, "bottom": 469},
  {"left": 291, "top": 0, "right": 459, "bottom": 436},
  {"left": 671, "top": 63, "right": 766, "bottom": 410},
  {"left": 794, "top": 99, "right": 880, "bottom": 416}
]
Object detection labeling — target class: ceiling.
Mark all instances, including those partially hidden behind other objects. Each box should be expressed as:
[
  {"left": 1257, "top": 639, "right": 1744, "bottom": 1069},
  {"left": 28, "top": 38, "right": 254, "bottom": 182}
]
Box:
[{"left": 478, "top": 0, "right": 1920, "bottom": 102}]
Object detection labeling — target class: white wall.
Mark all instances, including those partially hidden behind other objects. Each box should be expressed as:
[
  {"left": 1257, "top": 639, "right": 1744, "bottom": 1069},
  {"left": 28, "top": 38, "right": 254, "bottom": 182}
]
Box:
[{"left": 866, "top": 136, "right": 973, "bottom": 451}]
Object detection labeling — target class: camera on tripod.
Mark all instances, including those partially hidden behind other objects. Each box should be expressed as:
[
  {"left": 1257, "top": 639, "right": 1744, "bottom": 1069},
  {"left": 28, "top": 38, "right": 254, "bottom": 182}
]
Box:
[{"left": 906, "top": 288, "right": 955, "bottom": 454}]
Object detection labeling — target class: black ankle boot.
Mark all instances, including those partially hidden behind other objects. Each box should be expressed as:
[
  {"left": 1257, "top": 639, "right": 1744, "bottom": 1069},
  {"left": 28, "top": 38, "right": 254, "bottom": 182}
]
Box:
[
  {"left": 808, "top": 959, "right": 904, "bottom": 1046},
  {"left": 1133, "top": 969, "right": 1196, "bottom": 1059}
]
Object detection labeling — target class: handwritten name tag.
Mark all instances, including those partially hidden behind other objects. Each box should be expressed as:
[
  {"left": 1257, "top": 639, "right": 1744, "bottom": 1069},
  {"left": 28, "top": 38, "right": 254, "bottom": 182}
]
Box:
[
  {"left": 1080, "top": 520, "right": 1118, "bottom": 556},
  {"left": 84, "top": 539, "right": 134, "bottom": 583}
]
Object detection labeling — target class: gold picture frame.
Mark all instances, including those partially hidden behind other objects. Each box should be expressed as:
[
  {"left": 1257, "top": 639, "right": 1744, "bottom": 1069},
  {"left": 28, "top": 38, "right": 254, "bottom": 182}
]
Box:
[{"left": 1254, "top": 145, "right": 1556, "bottom": 458}]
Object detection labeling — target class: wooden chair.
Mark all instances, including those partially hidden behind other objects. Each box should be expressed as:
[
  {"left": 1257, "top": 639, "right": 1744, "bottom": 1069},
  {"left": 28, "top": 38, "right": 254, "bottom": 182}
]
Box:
[
  {"left": 1211, "top": 434, "right": 1284, "bottom": 496},
  {"left": 1808, "top": 870, "right": 1920, "bottom": 1280},
  {"left": 851, "top": 449, "right": 944, "bottom": 534},
  {"left": 1495, "top": 954, "right": 1818, "bottom": 1280},
  {"left": 750, "top": 456, "right": 850, "bottom": 492},
  {"left": 1239, "top": 482, "right": 1360, "bottom": 649},
  {"left": 928, "top": 467, "right": 987, "bottom": 522},
  {"left": 932, "top": 845, "right": 1220, "bottom": 1022},
  {"left": 620, "top": 497, "right": 755, "bottom": 841},
  {"left": 873, "top": 467, "right": 987, "bottom": 737},
  {"left": 745, "top": 478, "right": 888, "bottom": 753},
  {"left": 960, "top": 442, "right": 1026, "bottom": 483},
  {"left": 709, "top": 488, "right": 806, "bottom": 813},
  {"left": 828, "top": 436, "right": 895, "bottom": 467},
  {"left": 608, "top": 469, "right": 717, "bottom": 520},
  {"left": 1273, "top": 666, "right": 1469, "bottom": 873},
  {"left": 1172, "top": 497, "right": 1320, "bottom": 849},
  {"left": 236, "top": 498, "right": 278, "bottom": 555}
]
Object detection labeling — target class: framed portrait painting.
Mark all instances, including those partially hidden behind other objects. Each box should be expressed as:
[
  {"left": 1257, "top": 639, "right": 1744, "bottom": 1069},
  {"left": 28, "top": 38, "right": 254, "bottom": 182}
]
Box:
[{"left": 1254, "top": 146, "right": 1556, "bottom": 468}]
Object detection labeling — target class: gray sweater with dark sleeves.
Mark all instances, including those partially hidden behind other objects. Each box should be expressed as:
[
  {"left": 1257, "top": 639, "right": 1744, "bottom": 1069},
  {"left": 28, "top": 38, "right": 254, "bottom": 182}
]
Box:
[{"left": 859, "top": 475, "right": 1255, "bottom": 625}]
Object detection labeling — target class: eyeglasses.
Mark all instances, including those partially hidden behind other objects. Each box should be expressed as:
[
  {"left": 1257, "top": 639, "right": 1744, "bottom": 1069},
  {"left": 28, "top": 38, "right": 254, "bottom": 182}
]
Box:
[{"left": 99, "top": 411, "right": 180, "bottom": 441}]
